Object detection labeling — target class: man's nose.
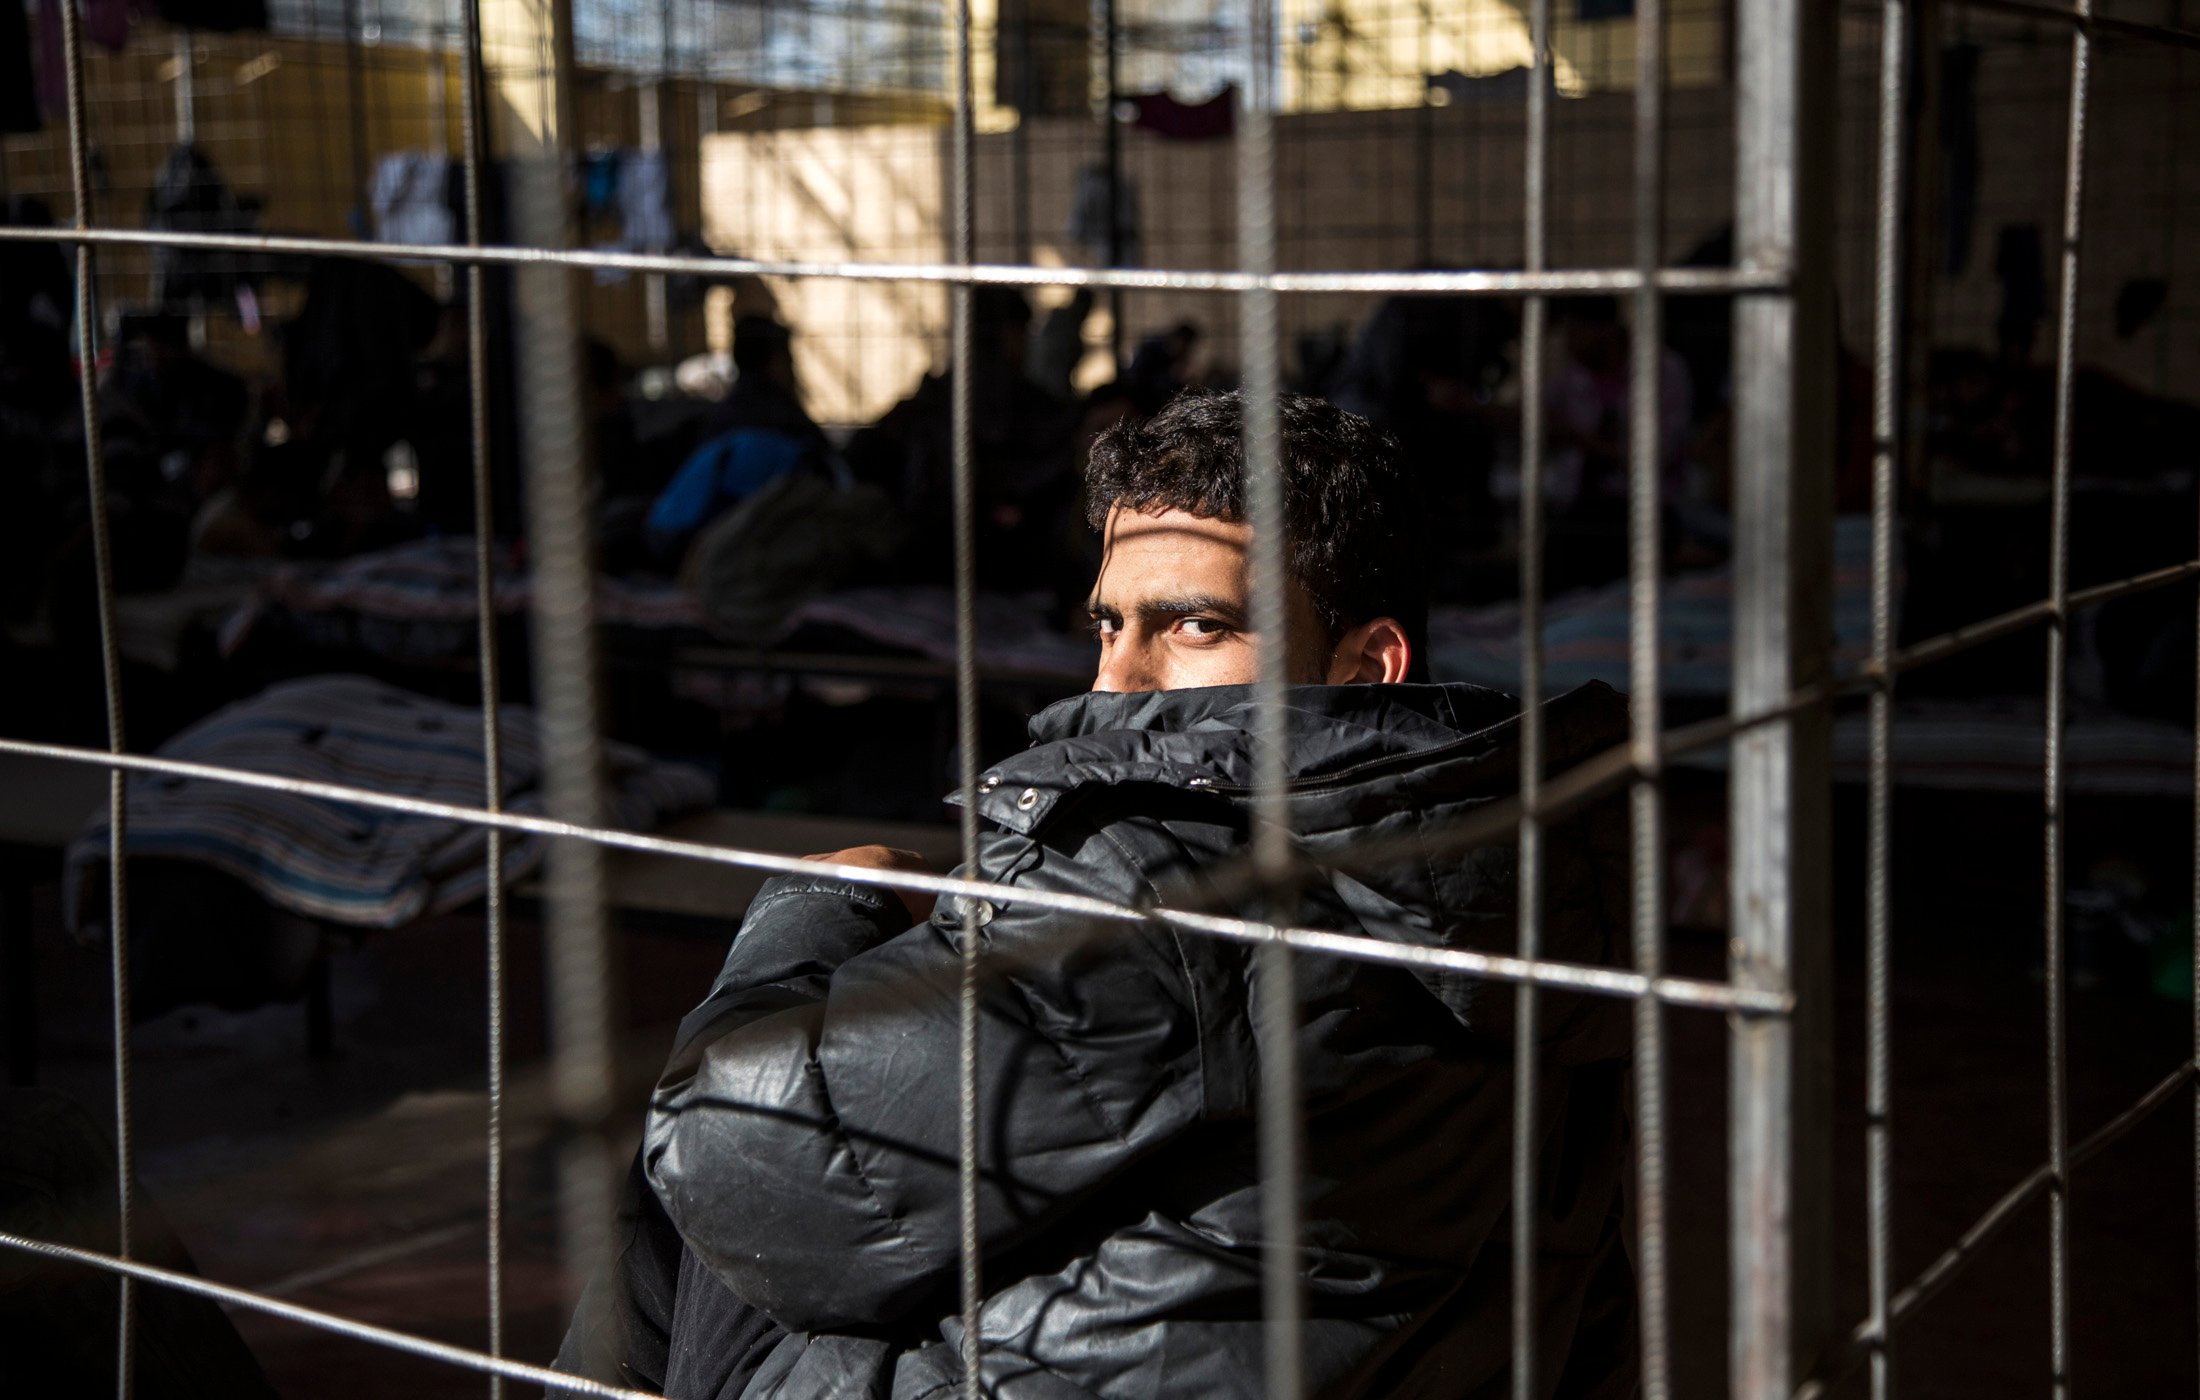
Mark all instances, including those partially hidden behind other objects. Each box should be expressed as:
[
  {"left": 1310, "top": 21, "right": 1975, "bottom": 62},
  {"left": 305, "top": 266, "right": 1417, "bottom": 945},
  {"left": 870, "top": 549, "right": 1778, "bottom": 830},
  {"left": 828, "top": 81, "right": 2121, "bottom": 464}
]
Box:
[{"left": 1091, "top": 645, "right": 1153, "bottom": 694}]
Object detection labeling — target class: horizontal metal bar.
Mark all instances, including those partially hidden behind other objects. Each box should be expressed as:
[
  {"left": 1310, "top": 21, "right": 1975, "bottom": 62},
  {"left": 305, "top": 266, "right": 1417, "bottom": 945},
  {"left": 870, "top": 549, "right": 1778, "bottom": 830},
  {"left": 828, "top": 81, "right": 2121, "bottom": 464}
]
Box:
[
  {"left": 1792, "top": 1058, "right": 2199, "bottom": 1400},
  {"left": 1201, "top": 554, "right": 2200, "bottom": 904},
  {"left": 1937, "top": 0, "right": 2200, "bottom": 51},
  {"left": 0, "top": 735, "right": 1787, "bottom": 1015},
  {"left": 0, "top": 1231, "right": 658, "bottom": 1400},
  {"left": 0, "top": 225, "right": 1789, "bottom": 299}
]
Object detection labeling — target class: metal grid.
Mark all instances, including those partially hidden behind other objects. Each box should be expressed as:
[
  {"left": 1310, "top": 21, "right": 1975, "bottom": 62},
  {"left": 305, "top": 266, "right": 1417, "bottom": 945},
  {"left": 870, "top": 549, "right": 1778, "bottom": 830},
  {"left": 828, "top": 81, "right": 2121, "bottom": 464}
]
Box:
[{"left": 3, "top": 0, "right": 2200, "bottom": 1393}]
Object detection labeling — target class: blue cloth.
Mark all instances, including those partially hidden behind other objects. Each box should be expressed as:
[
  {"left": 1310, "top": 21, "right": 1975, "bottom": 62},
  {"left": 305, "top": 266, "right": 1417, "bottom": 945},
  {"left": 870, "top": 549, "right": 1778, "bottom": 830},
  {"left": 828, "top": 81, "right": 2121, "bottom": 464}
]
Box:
[{"left": 646, "top": 427, "right": 814, "bottom": 555}]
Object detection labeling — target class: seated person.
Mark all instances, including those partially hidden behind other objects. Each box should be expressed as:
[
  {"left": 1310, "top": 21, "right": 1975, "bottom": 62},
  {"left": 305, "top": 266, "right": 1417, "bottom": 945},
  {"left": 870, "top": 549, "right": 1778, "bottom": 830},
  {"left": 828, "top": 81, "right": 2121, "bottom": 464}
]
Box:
[
  {"left": 560, "top": 390, "right": 1636, "bottom": 1398},
  {"left": 646, "top": 316, "right": 830, "bottom": 562}
]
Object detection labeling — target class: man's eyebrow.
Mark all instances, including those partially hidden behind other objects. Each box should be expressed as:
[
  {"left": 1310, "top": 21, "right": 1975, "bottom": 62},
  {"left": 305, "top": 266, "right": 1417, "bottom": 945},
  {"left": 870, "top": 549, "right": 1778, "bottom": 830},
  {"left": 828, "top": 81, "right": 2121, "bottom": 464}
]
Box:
[{"left": 1132, "top": 594, "right": 1250, "bottom": 627}]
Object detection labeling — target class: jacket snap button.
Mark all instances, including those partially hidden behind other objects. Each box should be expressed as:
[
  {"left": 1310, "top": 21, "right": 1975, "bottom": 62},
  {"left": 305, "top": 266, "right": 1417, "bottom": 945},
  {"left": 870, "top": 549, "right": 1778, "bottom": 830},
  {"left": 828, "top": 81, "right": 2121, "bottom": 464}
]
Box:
[
  {"left": 979, "top": 773, "right": 1001, "bottom": 791},
  {"left": 1186, "top": 776, "right": 1213, "bottom": 789},
  {"left": 1015, "top": 787, "right": 1041, "bottom": 810}
]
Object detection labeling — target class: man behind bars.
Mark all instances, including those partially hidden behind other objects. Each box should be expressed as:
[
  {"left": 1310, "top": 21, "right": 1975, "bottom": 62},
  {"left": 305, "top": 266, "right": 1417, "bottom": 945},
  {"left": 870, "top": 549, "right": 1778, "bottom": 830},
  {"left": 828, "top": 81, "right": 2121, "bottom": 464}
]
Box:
[{"left": 559, "top": 390, "right": 1636, "bottom": 1399}]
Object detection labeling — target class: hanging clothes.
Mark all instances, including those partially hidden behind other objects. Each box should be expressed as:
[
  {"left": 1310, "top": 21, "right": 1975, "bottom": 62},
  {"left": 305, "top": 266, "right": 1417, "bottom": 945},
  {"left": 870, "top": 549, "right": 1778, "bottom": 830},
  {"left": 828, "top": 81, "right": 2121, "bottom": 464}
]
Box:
[
  {"left": 85, "top": 0, "right": 131, "bottom": 50},
  {"left": 152, "top": 0, "right": 268, "bottom": 33},
  {"left": 1067, "top": 164, "right": 1140, "bottom": 267},
  {"left": 616, "top": 149, "right": 672, "bottom": 251},
  {"left": 582, "top": 149, "right": 623, "bottom": 217},
  {"left": 369, "top": 151, "right": 456, "bottom": 248},
  {"left": 1128, "top": 88, "right": 1235, "bottom": 141}
]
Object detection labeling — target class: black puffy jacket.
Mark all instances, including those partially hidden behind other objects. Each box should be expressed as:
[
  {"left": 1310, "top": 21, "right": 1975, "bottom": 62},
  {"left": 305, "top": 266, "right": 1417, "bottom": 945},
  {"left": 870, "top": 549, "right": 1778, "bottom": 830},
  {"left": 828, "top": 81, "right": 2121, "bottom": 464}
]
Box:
[{"left": 645, "top": 681, "right": 1637, "bottom": 1399}]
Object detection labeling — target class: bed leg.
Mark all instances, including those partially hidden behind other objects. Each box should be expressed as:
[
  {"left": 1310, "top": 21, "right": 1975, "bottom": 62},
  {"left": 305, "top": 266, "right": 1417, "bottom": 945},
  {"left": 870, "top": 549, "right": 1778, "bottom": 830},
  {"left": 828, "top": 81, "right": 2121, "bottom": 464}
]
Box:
[{"left": 305, "top": 944, "right": 335, "bottom": 1061}]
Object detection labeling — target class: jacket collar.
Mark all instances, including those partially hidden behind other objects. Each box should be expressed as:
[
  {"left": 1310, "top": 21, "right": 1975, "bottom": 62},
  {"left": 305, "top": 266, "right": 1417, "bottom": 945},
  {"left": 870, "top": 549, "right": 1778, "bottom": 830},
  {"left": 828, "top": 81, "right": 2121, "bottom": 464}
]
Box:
[{"left": 960, "top": 681, "right": 1542, "bottom": 836}]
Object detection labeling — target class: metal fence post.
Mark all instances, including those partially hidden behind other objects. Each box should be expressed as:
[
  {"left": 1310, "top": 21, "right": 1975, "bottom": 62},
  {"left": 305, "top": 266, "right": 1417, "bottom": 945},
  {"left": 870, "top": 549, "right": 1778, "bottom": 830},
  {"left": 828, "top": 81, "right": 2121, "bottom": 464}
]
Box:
[
  {"left": 480, "top": 0, "right": 622, "bottom": 1313},
  {"left": 1729, "top": 0, "right": 1837, "bottom": 1388}
]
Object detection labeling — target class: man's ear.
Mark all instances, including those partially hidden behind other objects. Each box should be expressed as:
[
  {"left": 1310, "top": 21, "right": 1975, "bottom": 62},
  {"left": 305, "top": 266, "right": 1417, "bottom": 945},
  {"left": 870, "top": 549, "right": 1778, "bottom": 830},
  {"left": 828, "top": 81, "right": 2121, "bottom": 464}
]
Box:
[{"left": 1326, "top": 617, "right": 1414, "bottom": 685}]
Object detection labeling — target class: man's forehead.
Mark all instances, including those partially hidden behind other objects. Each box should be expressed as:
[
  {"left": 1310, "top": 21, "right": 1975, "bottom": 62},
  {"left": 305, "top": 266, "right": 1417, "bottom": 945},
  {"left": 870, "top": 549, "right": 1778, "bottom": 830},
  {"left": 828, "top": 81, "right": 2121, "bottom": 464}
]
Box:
[
  {"left": 1093, "top": 508, "right": 1254, "bottom": 611},
  {"left": 1100, "top": 504, "right": 1254, "bottom": 552}
]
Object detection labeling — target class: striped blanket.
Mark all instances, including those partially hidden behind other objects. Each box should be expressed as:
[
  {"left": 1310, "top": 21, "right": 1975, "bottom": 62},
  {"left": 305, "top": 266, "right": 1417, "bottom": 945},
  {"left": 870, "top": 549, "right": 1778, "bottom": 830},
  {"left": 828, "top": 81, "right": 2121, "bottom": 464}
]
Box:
[
  {"left": 218, "top": 537, "right": 713, "bottom": 664},
  {"left": 1428, "top": 516, "right": 1878, "bottom": 698},
  {"left": 64, "top": 675, "right": 714, "bottom": 935}
]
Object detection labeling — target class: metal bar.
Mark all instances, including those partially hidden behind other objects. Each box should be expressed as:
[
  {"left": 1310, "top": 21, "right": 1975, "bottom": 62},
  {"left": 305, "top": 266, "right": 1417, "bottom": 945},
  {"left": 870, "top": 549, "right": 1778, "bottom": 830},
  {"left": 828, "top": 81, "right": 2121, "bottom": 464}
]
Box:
[
  {"left": 1865, "top": 0, "right": 1911, "bottom": 1386},
  {"left": 1011, "top": 0, "right": 1032, "bottom": 263},
  {"left": 1102, "top": 0, "right": 1123, "bottom": 365},
  {"left": 2042, "top": 0, "right": 2093, "bottom": 1386},
  {"left": 1191, "top": 553, "right": 2200, "bottom": 908},
  {"left": 0, "top": 735, "right": 1795, "bottom": 1016},
  {"left": 1731, "top": 0, "right": 1839, "bottom": 1377},
  {"left": 1629, "top": 0, "right": 1671, "bottom": 1388},
  {"left": 0, "top": 226, "right": 1789, "bottom": 296},
  {"left": 54, "top": 0, "right": 135, "bottom": 1387},
  {"left": 1932, "top": 0, "right": 2200, "bottom": 51},
  {"left": 480, "top": 0, "right": 622, "bottom": 1314},
  {"left": 0, "top": 1233, "right": 659, "bottom": 1400},
  {"left": 172, "top": 32, "right": 196, "bottom": 145},
  {"left": 454, "top": 0, "right": 506, "bottom": 1386},
  {"left": 1510, "top": 0, "right": 1554, "bottom": 1381},
  {"left": 343, "top": 0, "right": 371, "bottom": 223},
  {"left": 948, "top": 0, "right": 984, "bottom": 1392},
  {"left": 1794, "top": 1060, "right": 2200, "bottom": 1400},
  {"left": 1239, "top": 3, "right": 1303, "bottom": 1398}
]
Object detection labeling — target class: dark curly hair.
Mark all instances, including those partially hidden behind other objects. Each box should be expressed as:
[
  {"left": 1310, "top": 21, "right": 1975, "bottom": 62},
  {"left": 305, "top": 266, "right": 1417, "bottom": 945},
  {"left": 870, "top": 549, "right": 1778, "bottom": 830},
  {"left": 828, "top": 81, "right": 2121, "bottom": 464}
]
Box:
[{"left": 1083, "top": 389, "right": 1428, "bottom": 672}]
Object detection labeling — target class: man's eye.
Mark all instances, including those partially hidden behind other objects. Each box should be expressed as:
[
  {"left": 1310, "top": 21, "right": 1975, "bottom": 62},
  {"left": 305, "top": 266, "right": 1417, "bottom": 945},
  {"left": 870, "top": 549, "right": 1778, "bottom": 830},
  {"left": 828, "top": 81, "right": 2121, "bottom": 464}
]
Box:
[
  {"left": 1178, "top": 618, "right": 1231, "bottom": 639},
  {"left": 1089, "top": 617, "right": 1120, "bottom": 641}
]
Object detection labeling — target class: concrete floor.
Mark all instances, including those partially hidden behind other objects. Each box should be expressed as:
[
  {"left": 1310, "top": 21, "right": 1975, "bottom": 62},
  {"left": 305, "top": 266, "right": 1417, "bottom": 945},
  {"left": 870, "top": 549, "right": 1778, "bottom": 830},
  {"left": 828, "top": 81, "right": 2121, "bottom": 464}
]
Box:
[{"left": 14, "top": 848, "right": 2199, "bottom": 1398}]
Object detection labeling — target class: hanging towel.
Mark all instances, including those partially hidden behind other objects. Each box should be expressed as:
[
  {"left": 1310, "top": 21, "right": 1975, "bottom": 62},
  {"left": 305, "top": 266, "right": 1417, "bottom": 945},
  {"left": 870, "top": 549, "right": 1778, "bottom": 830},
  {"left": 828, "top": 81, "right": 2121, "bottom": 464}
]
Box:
[{"left": 370, "top": 150, "right": 456, "bottom": 248}]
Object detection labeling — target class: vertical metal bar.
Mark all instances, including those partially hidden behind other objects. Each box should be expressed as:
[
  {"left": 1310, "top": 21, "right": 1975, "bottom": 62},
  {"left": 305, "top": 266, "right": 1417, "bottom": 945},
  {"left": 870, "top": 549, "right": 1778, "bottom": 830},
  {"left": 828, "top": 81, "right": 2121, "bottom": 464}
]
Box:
[
  {"left": 1011, "top": 0, "right": 1033, "bottom": 264},
  {"left": 948, "top": 0, "right": 984, "bottom": 1395},
  {"left": 1239, "top": 5, "right": 1301, "bottom": 1400},
  {"left": 343, "top": 0, "right": 372, "bottom": 225},
  {"left": 2042, "top": 3, "right": 2091, "bottom": 1393},
  {"left": 483, "top": 0, "right": 620, "bottom": 1313},
  {"left": 1628, "top": 0, "right": 1671, "bottom": 1393},
  {"left": 1510, "top": 0, "right": 1553, "bottom": 1385},
  {"left": 1414, "top": 0, "right": 1434, "bottom": 266},
  {"left": 638, "top": 81, "right": 669, "bottom": 353},
  {"left": 1730, "top": 0, "right": 1837, "bottom": 1382},
  {"left": 1100, "top": 0, "right": 1123, "bottom": 366},
  {"left": 1865, "top": 0, "right": 1910, "bottom": 1390},
  {"left": 455, "top": 0, "right": 506, "bottom": 1386},
  {"left": 172, "top": 33, "right": 196, "bottom": 146},
  {"left": 56, "top": 0, "right": 134, "bottom": 1388}
]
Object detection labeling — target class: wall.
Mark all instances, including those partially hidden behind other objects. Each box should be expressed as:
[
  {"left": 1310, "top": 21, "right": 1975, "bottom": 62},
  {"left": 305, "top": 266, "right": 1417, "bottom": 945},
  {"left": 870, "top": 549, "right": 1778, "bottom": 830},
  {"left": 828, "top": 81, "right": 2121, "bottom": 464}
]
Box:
[{"left": 702, "top": 27, "right": 2198, "bottom": 430}]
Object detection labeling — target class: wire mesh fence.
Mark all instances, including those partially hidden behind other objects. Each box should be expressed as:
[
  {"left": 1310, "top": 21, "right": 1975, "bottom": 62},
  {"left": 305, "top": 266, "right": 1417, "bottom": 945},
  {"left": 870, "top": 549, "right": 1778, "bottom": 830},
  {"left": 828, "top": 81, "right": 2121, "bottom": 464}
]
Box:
[{"left": 1, "top": 0, "right": 2198, "bottom": 1394}]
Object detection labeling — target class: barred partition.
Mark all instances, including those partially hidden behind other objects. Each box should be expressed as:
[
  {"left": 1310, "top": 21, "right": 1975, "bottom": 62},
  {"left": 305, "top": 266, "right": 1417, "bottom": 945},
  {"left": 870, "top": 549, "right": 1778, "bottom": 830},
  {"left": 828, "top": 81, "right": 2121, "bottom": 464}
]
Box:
[{"left": 3, "top": 0, "right": 2200, "bottom": 1394}]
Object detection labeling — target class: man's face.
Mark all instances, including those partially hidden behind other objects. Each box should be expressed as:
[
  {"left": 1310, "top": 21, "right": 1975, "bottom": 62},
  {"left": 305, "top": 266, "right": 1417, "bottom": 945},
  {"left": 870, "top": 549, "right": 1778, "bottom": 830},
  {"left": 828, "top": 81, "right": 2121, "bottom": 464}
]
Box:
[{"left": 1087, "top": 505, "right": 1332, "bottom": 693}]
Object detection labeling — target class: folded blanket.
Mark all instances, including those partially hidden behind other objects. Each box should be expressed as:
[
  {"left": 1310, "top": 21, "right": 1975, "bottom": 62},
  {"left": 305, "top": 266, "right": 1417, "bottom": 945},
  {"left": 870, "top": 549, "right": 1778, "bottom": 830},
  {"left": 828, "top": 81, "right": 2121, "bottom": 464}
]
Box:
[{"left": 65, "top": 675, "right": 714, "bottom": 935}]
